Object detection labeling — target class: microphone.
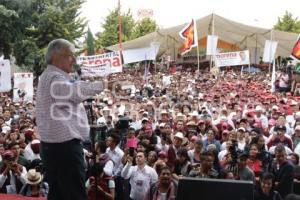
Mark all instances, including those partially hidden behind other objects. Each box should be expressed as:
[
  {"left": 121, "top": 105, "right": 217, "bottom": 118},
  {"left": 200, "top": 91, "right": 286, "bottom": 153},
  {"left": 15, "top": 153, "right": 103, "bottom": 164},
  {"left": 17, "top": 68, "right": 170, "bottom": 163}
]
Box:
[{"left": 73, "top": 63, "right": 82, "bottom": 80}]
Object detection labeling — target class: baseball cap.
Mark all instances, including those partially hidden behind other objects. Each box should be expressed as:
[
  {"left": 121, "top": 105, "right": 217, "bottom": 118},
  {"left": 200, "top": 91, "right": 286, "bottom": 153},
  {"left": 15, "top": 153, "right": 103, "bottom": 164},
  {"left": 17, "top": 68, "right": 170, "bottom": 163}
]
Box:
[
  {"left": 274, "top": 125, "right": 286, "bottom": 132},
  {"left": 174, "top": 132, "right": 184, "bottom": 140},
  {"left": 237, "top": 127, "right": 246, "bottom": 132},
  {"left": 158, "top": 151, "right": 168, "bottom": 158}
]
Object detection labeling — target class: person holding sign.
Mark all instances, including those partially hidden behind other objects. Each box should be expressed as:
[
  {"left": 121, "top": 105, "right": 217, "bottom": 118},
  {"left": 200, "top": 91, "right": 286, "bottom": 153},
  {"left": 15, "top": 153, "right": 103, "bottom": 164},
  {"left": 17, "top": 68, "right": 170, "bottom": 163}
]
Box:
[{"left": 36, "top": 39, "right": 107, "bottom": 200}]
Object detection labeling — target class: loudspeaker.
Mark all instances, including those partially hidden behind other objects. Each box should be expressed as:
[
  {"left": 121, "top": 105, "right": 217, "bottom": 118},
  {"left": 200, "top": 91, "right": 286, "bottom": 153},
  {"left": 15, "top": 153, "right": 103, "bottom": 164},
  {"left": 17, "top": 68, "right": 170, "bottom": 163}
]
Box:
[{"left": 176, "top": 177, "right": 254, "bottom": 200}]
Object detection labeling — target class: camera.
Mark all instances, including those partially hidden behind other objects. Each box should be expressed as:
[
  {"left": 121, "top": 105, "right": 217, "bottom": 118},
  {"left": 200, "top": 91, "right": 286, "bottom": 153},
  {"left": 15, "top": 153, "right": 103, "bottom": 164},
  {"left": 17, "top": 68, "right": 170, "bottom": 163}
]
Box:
[
  {"left": 129, "top": 147, "right": 135, "bottom": 157},
  {"left": 116, "top": 116, "right": 131, "bottom": 130},
  {"left": 228, "top": 140, "right": 240, "bottom": 164}
]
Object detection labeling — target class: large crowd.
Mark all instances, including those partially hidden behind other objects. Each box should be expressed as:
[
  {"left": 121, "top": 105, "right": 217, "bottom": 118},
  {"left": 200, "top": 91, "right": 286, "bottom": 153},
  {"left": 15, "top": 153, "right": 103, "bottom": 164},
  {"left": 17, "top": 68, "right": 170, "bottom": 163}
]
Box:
[{"left": 1, "top": 66, "right": 300, "bottom": 200}]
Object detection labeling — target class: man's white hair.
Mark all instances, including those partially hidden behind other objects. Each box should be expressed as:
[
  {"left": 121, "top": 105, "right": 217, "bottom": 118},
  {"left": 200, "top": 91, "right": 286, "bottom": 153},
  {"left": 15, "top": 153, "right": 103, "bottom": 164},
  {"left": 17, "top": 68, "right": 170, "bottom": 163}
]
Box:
[{"left": 45, "top": 38, "right": 75, "bottom": 64}]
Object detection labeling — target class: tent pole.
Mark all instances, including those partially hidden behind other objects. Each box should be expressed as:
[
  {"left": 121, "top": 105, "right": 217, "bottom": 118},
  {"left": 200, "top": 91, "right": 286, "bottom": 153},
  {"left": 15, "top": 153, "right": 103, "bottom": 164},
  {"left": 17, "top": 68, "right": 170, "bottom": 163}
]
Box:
[
  {"left": 210, "top": 13, "right": 215, "bottom": 71},
  {"left": 118, "top": 0, "right": 122, "bottom": 53},
  {"left": 197, "top": 43, "right": 200, "bottom": 72}
]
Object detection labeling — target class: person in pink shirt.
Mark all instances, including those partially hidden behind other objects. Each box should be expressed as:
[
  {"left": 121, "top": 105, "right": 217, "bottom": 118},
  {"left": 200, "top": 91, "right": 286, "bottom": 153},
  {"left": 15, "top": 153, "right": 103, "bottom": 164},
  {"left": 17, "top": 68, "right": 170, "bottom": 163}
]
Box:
[{"left": 125, "top": 128, "right": 137, "bottom": 149}]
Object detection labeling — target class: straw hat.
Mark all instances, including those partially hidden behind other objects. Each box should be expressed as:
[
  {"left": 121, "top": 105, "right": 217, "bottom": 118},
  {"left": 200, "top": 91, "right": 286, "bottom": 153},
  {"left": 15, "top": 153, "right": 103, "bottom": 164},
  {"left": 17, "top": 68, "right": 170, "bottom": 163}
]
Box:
[{"left": 26, "top": 169, "right": 42, "bottom": 185}]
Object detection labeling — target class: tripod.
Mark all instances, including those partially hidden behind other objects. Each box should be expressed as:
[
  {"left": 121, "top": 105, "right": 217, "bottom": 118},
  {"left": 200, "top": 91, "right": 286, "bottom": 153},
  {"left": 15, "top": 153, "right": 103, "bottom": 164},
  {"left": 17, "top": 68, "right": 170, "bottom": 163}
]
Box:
[{"left": 84, "top": 98, "right": 99, "bottom": 199}]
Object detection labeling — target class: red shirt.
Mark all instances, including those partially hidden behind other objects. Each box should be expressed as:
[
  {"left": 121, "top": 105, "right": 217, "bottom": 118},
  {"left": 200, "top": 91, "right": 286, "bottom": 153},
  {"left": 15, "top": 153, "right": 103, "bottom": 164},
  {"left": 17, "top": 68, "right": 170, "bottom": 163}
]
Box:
[{"left": 247, "top": 158, "right": 262, "bottom": 177}]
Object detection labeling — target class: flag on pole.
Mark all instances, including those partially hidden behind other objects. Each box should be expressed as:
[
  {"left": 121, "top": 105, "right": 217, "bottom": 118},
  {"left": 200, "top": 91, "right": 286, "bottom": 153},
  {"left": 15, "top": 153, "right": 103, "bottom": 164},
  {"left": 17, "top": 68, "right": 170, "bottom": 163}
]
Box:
[
  {"left": 143, "top": 59, "right": 148, "bottom": 85},
  {"left": 179, "top": 19, "right": 198, "bottom": 55},
  {"left": 291, "top": 37, "right": 300, "bottom": 61},
  {"left": 271, "top": 60, "right": 276, "bottom": 93},
  {"left": 263, "top": 40, "right": 278, "bottom": 63}
]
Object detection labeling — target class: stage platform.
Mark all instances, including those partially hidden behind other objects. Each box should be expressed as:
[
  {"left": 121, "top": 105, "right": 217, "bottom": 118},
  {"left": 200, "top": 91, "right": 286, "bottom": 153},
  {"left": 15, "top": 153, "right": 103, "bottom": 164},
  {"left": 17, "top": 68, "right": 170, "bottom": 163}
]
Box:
[{"left": 0, "top": 194, "right": 46, "bottom": 200}]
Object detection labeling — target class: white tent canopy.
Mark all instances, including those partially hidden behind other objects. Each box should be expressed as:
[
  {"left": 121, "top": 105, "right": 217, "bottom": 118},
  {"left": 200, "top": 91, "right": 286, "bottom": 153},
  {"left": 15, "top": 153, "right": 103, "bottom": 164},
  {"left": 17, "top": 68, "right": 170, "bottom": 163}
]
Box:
[{"left": 107, "top": 14, "right": 299, "bottom": 61}]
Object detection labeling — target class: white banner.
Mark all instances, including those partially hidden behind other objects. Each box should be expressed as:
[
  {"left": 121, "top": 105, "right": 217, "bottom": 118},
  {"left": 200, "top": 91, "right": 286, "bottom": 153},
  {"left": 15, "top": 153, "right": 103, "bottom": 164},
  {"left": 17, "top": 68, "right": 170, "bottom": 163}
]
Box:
[
  {"left": 263, "top": 40, "right": 278, "bottom": 63},
  {"left": 162, "top": 75, "right": 171, "bottom": 86},
  {"left": 0, "top": 60, "right": 12, "bottom": 92},
  {"left": 122, "top": 43, "right": 160, "bottom": 64},
  {"left": 80, "top": 63, "right": 110, "bottom": 77},
  {"left": 215, "top": 50, "right": 250, "bottom": 67},
  {"left": 206, "top": 35, "right": 218, "bottom": 55},
  {"left": 77, "top": 51, "right": 122, "bottom": 74},
  {"left": 13, "top": 73, "right": 33, "bottom": 102}
]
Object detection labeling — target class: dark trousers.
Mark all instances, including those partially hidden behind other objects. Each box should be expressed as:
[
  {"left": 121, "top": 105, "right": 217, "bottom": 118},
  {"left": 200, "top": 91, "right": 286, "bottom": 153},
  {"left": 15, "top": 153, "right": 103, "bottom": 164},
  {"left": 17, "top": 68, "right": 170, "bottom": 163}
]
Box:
[{"left": 41, "top": 139, "right": 88, "bottom": 200}]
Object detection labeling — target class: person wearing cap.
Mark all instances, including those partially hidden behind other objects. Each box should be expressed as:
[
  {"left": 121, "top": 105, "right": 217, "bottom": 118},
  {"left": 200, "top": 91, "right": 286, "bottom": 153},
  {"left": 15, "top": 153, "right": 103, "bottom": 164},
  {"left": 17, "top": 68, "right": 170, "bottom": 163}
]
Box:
[
  {"left": 278, "top": 70, "right": 290, "bottom": 93},
  {"left": 167, "top": 132, "right": 185, "bottom": 169},
  {"left": 269, "top": 115, "right": 293, "bottom": 136},
  {"left": 236, "top": 127, "right": 247, "bottom": 151},
  {"left": 19, "top": 169, "right": 49, "bottom": 197},
  {"left": 36, "top": 39, "right": 108, "bottom": 200},
  {"left": 0, "top": 150, "right": 27, "bottom": 194},
  {"left": 25, "top": 101, "right": 35, "bottom": 119},
  {"left": 23, "top": 139, "right": 41, "bottom": 162},
  {"left": 267, "top": 125, "right": 293, "bottom": 151},
  {"left": 254, "top": 105, "right": 268, "bottom": 130},
  {"left": 160, "top": 110, "right": 170, "bottom": 123}
]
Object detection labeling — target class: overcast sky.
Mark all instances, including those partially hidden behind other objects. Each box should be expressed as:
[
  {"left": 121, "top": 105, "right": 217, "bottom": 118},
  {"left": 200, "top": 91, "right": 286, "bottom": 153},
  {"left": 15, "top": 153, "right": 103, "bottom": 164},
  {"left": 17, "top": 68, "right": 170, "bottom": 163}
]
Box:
[{"left": 80, "top": 0, "right": 300, "bottom": 35}]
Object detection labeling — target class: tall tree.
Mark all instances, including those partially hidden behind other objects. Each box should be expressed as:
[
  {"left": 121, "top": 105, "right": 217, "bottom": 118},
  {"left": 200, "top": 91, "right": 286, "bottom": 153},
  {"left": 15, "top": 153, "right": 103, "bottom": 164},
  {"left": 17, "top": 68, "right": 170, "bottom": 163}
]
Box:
[
  {"left": 274, "top": 11, "right": 300, "bottom": 33},
  {"left": 86, "top": 27, "right": 95, "bottom": 55},
  {"left": 95, "top": 8, "right": 135, "bottom": 48},
  {"left": 0, "top": 0, "right": 86, "bottom": 74},
  {"left": 132, "top": 17, "right": 158, "bottom": 38},
  {"left": 0, "top": 1, "right": 20, "bottom": 59}
]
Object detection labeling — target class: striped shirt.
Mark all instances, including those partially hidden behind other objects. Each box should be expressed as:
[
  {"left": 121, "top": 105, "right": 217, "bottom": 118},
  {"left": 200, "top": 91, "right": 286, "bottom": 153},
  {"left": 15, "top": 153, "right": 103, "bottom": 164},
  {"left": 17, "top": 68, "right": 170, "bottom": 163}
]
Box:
[{"left": 36, "top": 65, "right": 104, "bottom": 143}]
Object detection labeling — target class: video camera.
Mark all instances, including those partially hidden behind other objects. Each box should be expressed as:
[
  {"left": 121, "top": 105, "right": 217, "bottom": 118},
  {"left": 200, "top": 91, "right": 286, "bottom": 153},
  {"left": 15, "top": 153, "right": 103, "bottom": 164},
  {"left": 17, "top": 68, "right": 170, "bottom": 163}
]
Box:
[{"left": 228, "top": 140, "right": 241, "bottom": 165}]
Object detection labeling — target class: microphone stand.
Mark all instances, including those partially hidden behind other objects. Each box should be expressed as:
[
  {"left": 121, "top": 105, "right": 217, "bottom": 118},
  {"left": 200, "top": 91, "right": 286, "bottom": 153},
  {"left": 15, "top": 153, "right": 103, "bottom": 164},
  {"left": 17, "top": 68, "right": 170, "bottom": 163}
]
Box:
[{"left": 84, "top": 98, "right": 98, "bottom": 199}]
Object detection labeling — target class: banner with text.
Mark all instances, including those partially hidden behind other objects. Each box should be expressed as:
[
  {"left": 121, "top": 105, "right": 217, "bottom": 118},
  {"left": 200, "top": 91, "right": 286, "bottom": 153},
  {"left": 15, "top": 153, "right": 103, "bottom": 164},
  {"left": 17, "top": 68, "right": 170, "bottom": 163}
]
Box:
[
  {"left": 80, "top": 63, "right": 110, "bottom": 77},
  {"left": 77, "top": 51, "right": 122, "bottom": 76},
  {"left": 0, "top": 60, "right": 12, "bottom": 92},
  {"left": 215, "top": 50, "right": 250, "bottom": 67},
  {"left": 13, "top": 73, "right": 33, "bottom": 102}
]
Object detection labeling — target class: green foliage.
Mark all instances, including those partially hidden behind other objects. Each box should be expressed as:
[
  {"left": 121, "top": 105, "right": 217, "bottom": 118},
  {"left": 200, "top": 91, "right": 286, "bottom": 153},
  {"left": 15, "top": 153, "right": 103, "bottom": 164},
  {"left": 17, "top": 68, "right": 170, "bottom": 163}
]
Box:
[
  {"left": 95, "top": 8, "right": 158, "bottom": 48},
  {"left": 0, "top": 0, "right": 87, "bottom": 75},
  {"left": 274, "top": 11, "right": 300, "bottom": 33},
  {"left": 86, "top": 27, "right": 95, "bottom": 55},
  {"left": 0, "top": 2, "right": 19, "bottom": 59},
  {"left": 95, "top": 8, "right": 135, "bottom": 48},
  {"left": 132, "top": 17, "right": 158, "bottom": 38}
]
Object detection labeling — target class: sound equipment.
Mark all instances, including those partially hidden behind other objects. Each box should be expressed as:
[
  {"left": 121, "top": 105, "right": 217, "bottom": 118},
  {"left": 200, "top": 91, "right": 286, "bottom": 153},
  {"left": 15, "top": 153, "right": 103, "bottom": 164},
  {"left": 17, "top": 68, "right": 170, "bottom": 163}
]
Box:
[{"left": 176, "top": 177, "right": 254, "bottom": 200}]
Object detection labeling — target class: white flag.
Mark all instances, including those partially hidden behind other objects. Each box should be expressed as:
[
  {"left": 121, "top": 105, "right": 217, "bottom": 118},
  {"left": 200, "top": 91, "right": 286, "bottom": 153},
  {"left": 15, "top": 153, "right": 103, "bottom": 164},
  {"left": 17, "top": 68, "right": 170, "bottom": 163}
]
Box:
[
  {"left": 271, "top": 60, "right": 276, "bottom": 93},
  {"left": 263, "top": 40, "right": 278, "bottom": 63},
  {"left": 0, "top": 60, "right": 12, "bottom": 92},
  {"left": 206, "top": 35, "right": 218, "bottom": 55}
]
